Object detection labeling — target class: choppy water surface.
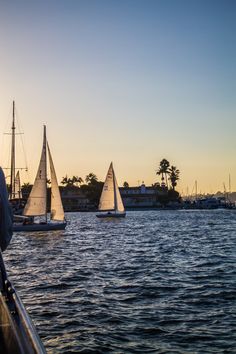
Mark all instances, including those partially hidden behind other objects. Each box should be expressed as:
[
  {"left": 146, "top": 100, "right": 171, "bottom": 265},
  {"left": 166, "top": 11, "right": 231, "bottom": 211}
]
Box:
[{"left": 4, "top": 210, "right": 236, "bottom": 353}]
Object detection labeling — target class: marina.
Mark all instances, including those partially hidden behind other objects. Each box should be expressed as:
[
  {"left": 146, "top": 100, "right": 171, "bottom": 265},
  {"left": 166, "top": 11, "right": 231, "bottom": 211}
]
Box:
[{"left": 1, "top": 1, "right": 235, "bottom": 352}]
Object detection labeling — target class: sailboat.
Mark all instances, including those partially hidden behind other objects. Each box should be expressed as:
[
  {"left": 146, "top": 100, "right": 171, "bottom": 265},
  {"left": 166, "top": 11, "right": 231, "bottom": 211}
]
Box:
[
  {"left": 13, "top": 125, "right": 67, "bottom": 232},
  {"left": 96, "top": 162, "right": 126, "bottom": 218},
  {"left": 5, "top": 101, "right": 27, "bottom": 214},
  {"left": 11, "top": 170, "right": 25, "bottom": 216},
  {"left": 14, "top": 170, "right": 22, "bottom": 199}
]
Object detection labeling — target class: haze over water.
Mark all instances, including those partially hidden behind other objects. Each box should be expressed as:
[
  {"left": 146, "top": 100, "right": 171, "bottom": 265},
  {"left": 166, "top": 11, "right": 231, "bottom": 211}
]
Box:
[{"left": 4, "top": 210, "right": 236, "bottom": 353}]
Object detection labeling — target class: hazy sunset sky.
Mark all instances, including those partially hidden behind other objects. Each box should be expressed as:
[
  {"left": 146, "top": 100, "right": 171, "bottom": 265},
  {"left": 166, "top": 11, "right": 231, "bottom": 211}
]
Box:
[{"left": 0, "top": 0, "right": 235, "bottom": 194}]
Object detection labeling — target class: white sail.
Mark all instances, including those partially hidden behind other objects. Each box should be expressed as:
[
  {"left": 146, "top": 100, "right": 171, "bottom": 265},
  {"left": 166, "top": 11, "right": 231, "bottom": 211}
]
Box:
[
  {"left": 113, "top": 169, "right": 125, "bottom": 212},
  {"left": 15, "top": 170, "right": 22, "bottom": 199},
  {"left": 47, "top": 142, "right": 65, "bottom": 221},
  {"left": 98, "top": 163, "right": 115, "bottom": 211},
  {"left": 24, "top": 126, "right": 47, "bottom": 216},
  {"left": 98, "top": 162, "right": 125, "bottom": 212}
]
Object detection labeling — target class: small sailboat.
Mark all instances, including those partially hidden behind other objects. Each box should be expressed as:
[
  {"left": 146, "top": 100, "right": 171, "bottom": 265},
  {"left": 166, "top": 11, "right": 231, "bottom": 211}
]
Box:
[
  {"left": 96, "top": 162, "right": 126, "bottom": 218},
  {"left": 13, "top": 126, "right": 67, "bottom": 232},
  {"left": 11, "top": 170, "right": 26, "bottom": 216},
  {"left": 14, "top": 171, "right": 22, "bottom": 200},
  {"left": 6, "top": 101, "right": 27, "bottom": 214}
]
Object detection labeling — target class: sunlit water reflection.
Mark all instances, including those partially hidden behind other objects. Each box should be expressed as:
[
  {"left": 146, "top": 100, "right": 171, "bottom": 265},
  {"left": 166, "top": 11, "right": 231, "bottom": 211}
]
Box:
[{"left": 4, "top": 210, "right": 236, "bottom": 353}]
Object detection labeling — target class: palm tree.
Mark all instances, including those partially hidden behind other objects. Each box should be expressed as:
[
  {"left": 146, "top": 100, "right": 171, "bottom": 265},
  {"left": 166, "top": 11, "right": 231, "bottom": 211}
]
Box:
[
  {"left": 85, "top": 173, "right": 98, "bottom": 185},
  {"left": 61, "top": 175, "right": 69, "bottom": 186},
  {"left": 61, "top": 175, "right": 83, "bottom": 187},
  {"left": 168, "top": 166, "right": 180, "bottom": 190},
  {"left": 71, "top": 176, "right": 83, "bottom": 186},
  {"left": 21, "top": 182, "right": 32, "bottom": 198},
  {"left": 156, "top": 159, "right": 170, "bottom": 187}
]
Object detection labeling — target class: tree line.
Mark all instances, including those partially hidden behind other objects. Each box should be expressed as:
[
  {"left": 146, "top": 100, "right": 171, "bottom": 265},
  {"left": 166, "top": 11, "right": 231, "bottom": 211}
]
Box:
[{"left": 20, "top": 158, "right": 180, "bottom": 207}]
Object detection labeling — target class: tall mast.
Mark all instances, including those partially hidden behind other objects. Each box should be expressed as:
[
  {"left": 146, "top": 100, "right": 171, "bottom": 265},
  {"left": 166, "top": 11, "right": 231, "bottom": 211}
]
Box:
[
  {"left": 10, "top": 101, "right": 16, "bottom": 199},
  {"left": 43, "top": 125, "right": 48, "bottom": 222}
]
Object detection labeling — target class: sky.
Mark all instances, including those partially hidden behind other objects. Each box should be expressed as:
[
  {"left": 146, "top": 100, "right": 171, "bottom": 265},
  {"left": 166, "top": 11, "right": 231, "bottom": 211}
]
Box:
[{"left": 0, "top": 0, "right": 235, "bottom": 194}]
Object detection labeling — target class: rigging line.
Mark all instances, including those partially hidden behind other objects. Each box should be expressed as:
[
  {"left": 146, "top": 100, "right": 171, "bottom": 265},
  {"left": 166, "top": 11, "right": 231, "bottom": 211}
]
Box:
[
  {"left": 14, "top": 105, "right": 29, "bottom": 172},
  {"left": 191, "top": 183, "right": 195, "bottom": 196},
  {"left": 1, "top": 105, "right": 13, "bottom": 168},
  {"left": 0, "top": 135, "right": 4, "bottom": 167},
  {"left": 3, "top": 104, "right": 13, "bottom": 132}
]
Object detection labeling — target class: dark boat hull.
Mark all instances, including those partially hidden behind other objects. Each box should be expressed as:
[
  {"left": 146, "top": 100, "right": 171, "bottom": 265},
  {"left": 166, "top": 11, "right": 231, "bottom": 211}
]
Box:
[
  {"left": 13, "top": 222, "right": 67, "bottom": 232},
  {"left": 96, "top": 212, "right": 126, "bottom": 218}
]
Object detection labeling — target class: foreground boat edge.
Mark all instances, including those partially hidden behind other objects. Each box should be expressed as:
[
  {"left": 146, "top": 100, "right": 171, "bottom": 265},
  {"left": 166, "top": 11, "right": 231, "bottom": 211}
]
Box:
[{"left": 0, "top": 276, "right": 46, "bottom": 354}]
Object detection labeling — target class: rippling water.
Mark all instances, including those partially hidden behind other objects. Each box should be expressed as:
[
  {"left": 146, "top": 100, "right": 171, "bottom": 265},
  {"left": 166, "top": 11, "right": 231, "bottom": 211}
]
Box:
[{"left": 3, "top": 210, "right": 236, "bottom": 353}]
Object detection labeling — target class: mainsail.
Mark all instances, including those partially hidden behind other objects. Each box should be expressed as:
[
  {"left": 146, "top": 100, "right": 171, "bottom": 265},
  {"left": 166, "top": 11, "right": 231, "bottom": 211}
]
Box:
[
  {"left": 23, "top": 126, "right": 47, "bottom": 216},
  {"left": 98, "top": 162, "right": 124, "bottom": 212},
  {"left": 99, "top": 163, "right": 115, "bottom": 211},
  {"left": 113, "top": 170, "right": 125, "bottom": 212},
  {"left": 47, "top": 142, "right": 65, "bottom": 221},
  {"left": 15, "top": 171, "right": 22, "bottom": 199}
]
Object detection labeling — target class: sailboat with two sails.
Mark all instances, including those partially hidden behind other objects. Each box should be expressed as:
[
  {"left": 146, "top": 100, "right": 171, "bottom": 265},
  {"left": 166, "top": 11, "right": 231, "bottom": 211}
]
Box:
[
  {"left": 13, "top": 126, "right": 66, "bottom": 231},
  {"left": 96, "top": 162, "right": 126, "bottom": 218}
]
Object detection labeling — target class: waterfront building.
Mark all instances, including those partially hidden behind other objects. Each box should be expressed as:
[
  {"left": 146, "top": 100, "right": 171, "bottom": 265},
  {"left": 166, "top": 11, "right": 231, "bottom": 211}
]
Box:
[{"left": 60, "top": 187, "right": 93, "bottom": 211}]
